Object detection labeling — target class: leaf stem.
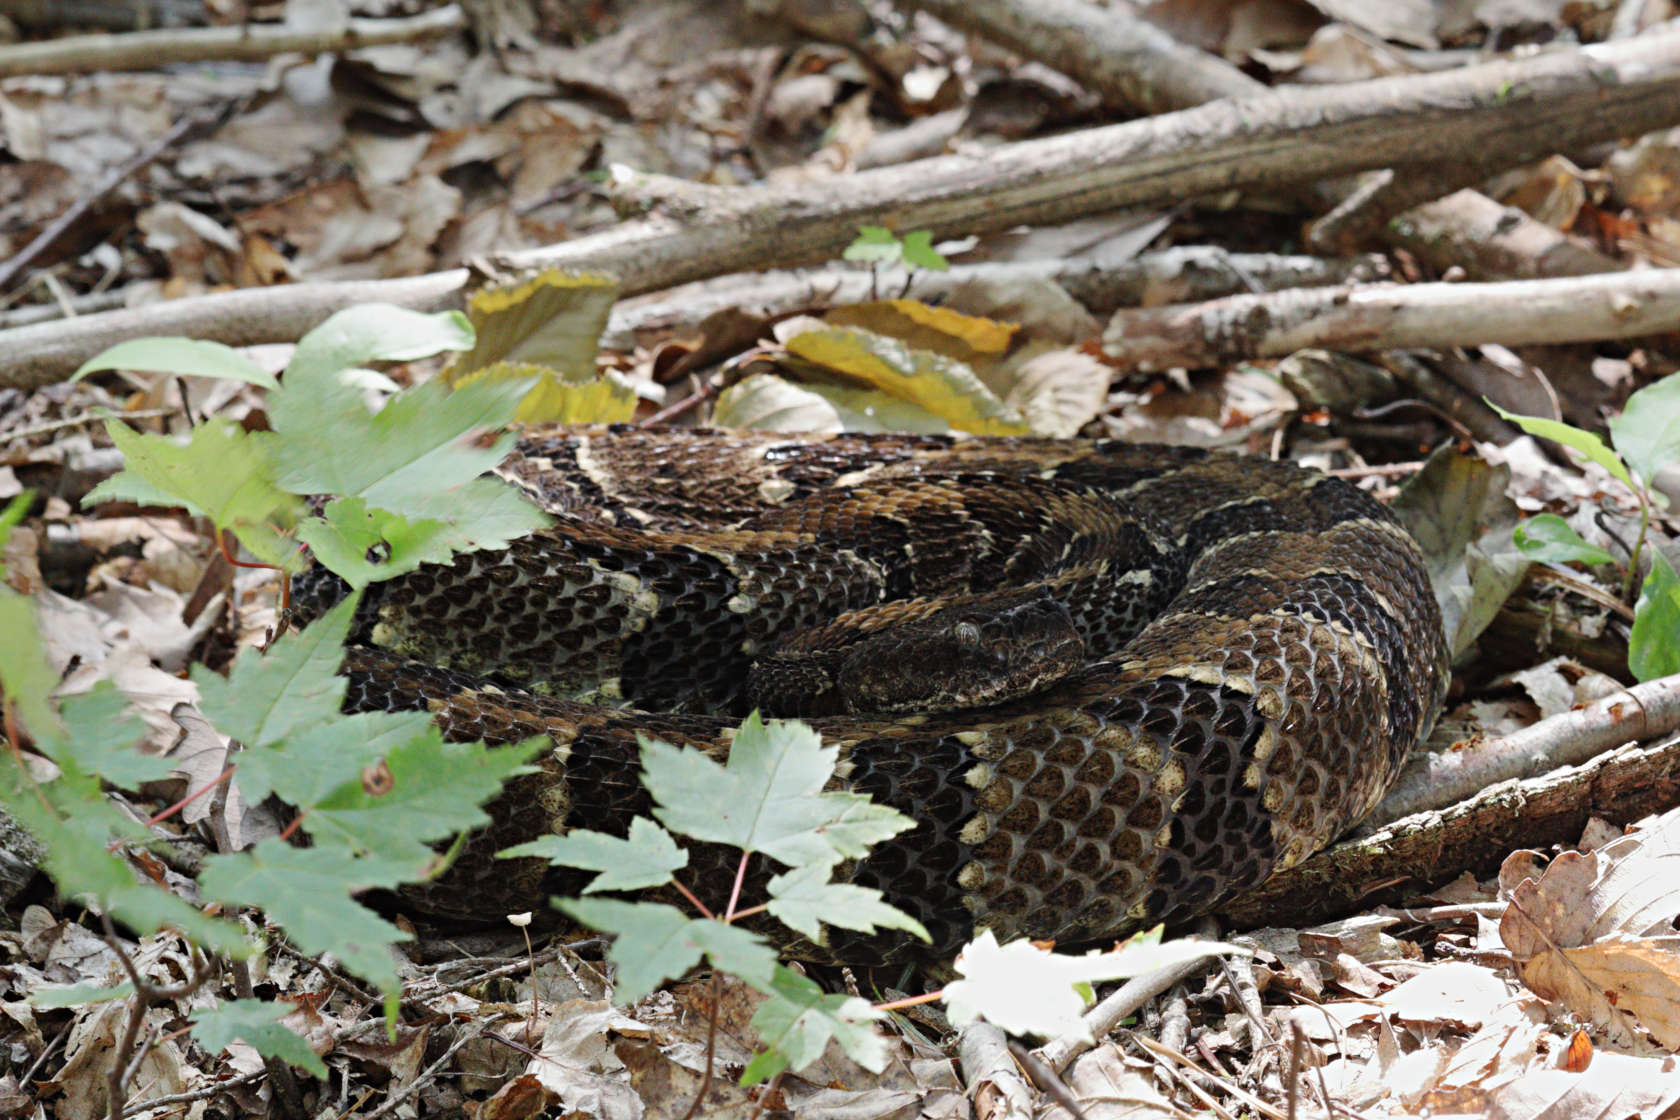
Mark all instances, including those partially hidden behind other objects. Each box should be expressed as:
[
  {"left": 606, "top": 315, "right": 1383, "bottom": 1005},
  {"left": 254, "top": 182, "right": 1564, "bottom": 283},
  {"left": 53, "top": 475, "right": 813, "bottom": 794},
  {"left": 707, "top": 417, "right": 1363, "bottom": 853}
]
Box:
[
  {"left": 678, "top": 971, "right": 722, "bottom": 1120},
  {"left": 872, "top": 989, "right": 945, "bottom": 1012},
  {"left": 670, "top": 877, "right": 715, "bottom": 920},
  {"left": 1622, "top": 489, "right": 1652, "bottom": 603},
  {"left": 143, "top": 765, "right": 237, "bottom": 828},
  {"left": 723, "top": 850, "right": 752, "bottom": 922}
]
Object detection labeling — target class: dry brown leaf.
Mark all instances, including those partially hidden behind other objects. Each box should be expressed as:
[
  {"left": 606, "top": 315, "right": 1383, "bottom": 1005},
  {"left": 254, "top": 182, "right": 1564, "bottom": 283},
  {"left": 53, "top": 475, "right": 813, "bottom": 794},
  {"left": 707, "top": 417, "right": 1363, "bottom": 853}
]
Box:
[
  {"left": 1041, "top": 1042, "right": 1176, "bottom": 1120},
  {"left": 1487, "top": 1052, "right": 1680, "bottom": 1120},
  {"left": 1500, "top": 806, "right": 1680, "bottom": 1048}
]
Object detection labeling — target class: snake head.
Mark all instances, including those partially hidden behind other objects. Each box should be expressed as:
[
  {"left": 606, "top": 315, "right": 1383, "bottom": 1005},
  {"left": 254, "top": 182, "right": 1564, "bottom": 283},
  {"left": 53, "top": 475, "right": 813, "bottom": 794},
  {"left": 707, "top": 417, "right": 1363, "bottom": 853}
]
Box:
[{"left": 834, "top": 589, "right": 1087, "bottom": 714}]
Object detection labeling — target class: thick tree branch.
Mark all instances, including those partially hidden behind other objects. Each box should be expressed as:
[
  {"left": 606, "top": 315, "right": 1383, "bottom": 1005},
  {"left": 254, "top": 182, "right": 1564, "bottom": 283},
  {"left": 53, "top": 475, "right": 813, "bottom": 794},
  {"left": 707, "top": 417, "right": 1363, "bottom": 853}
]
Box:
[
  {"left": 1102, "top": 269, "right": 1680, "bottom": 370},
  {"left": 1220, "top": 731, "right": 1680, "bottom": 931},
  {"left": 5, "top": 27, "right": 1680, "bottom": 389}
]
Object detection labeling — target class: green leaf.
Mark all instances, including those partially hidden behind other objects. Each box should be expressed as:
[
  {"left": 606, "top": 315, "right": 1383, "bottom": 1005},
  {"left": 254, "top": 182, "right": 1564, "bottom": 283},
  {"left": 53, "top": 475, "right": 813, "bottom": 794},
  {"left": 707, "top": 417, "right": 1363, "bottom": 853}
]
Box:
[
  {"left": 73, "top": 337, "right": 278, "bottom": 389},
  {"left": 283, "top": 305, "right": 474, "bottom": 392},
  {"left": 232, "top": 710, "right": 435, "bottom": 808},
  {"left": 743, "top": 965, "right": 886, "bottom": 1085},
  {"left": 943, "top": 930, "right": 1245, "bottom": 1040},
  {"left": 503, "top": 816, "right": 687, "bottom": 894},
  {"left": 1486, "top": 401, "right": 1632, "bottom": 487},
  {"left": 684, "top": 919, "right": 778, "bottom": 990},
  {"left": 192, "top": 999, "right": 328, "bottom": 1078},
  {"left": 0, "top": 491, "right": 28, "bottom": 545},
  {"left": 640, "top": 713, "right": 915, "bottom": 867},
  {"left": 557, "top": 898, "right": 699, "bottom": 1002},
  {"left": 38, "top": 683, "right": 169, "bottom": 788},
  {"left": 765, "top": 862, "right": 929, "bottom": 943},
  {"left": 85, "top": 418, "right": 300, "bottom": 567},
  {"left": 295, "top": 498, "right": 454, "bottom": 590},
  {"left": 898, "top": 230, "right": 949, "bottom": 271},
  {"left": 0, "top": 590, "right": 61, "bottom": 742},
  {"left": 265, "top": 376, "right": 549, "bottom": 562},
  {"left": 1609, "top": 371, "right": 1680, "bottom": 487},
  {"left": 193, "top": 595, "right": 357, "bottom": 751},
  {"left": 557, "top": 899, "right": 778, "bottom": 1003},
  {"left": 31, "top": 982, "right": 135, "bottom": 1008},
  {"left": 842, "top": 226, "right": 901, "bottom": 264},
  {"left": 199, "top": 839, "right": 413, "bottom": 994},
  {"left": 1631, "top": 552, "right": 1680, "bottom": 682},
  {"left": 304, "top": 730, "right": 542, "bottom": 861},
  {"left": 1513, "top": 514, "right": 1617, "bottom": 567}
]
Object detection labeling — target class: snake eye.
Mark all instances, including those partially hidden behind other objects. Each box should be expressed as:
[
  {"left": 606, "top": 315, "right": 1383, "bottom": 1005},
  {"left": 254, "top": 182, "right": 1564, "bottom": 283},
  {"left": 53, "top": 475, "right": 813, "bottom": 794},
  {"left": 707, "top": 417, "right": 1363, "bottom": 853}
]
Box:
[{"left": 954, "top": 621, "right": 983, "bottom": 645}]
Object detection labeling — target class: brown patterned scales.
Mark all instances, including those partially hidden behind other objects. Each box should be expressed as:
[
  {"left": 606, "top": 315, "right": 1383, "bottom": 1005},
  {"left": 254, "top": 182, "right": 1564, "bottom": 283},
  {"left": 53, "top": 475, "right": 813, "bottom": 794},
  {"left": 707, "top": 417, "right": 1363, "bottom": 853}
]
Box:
[{"left": 310, "top": 426, "right": 1449, "bottom": 963}]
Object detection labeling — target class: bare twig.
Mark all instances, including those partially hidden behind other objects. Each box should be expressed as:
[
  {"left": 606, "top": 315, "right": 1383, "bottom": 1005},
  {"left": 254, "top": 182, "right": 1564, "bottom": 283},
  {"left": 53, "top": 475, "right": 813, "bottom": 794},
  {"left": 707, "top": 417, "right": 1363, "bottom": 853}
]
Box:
[
  {"left": 1034, "top": 949, "right": 1225, "bottom": 1074},
  {"left": 1371, "top": 673, "right": 1680, "bottom": 827},
  {"left": 0, "top": 105, "right": 232, "bottom": 293},
  {"left": 0, "top": 6, "right": 465, "bottom": 77}
]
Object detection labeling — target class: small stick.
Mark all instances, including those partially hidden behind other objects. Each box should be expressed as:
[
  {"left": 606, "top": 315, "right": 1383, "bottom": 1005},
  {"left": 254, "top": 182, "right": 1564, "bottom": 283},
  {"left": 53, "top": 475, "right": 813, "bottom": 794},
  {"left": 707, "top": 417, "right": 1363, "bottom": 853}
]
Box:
[{"left": 0, "top": 103, "right": 234, "bottom": 293}]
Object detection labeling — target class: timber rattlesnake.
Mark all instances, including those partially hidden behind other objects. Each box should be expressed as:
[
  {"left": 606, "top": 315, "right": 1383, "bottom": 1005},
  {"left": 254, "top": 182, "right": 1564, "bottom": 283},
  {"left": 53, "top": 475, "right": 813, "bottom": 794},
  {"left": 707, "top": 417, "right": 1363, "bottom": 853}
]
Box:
[{"left": 311, "top": 426, "right": 1450, "bottom": 963}]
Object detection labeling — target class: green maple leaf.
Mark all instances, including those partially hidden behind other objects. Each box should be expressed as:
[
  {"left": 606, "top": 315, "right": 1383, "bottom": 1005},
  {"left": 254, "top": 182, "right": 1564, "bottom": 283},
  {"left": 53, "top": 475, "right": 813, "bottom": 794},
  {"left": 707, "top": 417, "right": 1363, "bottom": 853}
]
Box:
[
  {"left": 558, "top": 899, "right": 777, "bottom": 1003},
  {"left": 639, "top": 714, "right": 915, "bottom": 866},
  {"left": 504, "top": 816, "right": 687, "bottom": 894},
  {"left": 743, "top": 965, "right": 886, "bottom": 1084},
  {"left": 304, "top": 728, "right": 541, "bottom": 861},
  {"left": 199, "top": 839, "right": 415, "bottom": 995},
  {"left": 192, "top": 999, "right": 327, "bottom": 1078},
  {"left": 86, "top": 418, "right": 300, "bottom": 567},
  {"left": 193, "top": 595, "right": 358, "bottom": 751},
  {"left": 295, "top": 498, "right": 455, "bottom": 589},
  {"left": 232, "top": 710, "right": 436, "bottom": 808},
  {"left": 765, "top": 862, "right": 928, "bottom": 943}
]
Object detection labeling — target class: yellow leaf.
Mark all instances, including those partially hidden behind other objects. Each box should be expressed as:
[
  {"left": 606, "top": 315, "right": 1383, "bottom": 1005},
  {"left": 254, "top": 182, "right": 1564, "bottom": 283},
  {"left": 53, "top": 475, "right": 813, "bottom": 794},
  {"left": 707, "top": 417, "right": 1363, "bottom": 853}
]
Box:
[
  {"left": 451, "top": 361, "right": 637, "bottom": 424},
  {"left": 713, "top": 373, "right": 951, "bottom": 434},
  {"left": 825, "top": 299, "right": 1017, "bottom": 361},
  {"left": 445, "top": 270, "right": 619, "bottom": 382},
  {"left": 784, "top": 327, "right": 1029, "bottom": 436}
]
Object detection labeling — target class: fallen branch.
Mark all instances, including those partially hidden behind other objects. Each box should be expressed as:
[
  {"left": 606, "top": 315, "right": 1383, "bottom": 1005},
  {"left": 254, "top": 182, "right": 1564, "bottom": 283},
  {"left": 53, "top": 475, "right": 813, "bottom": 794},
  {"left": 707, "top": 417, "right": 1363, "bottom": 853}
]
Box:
[
  {"left": 905, "top": 0, "right": 1262, "bottom": 114},
  {"left": 1221, "top": 730, "right": 1680, "bottom": 931},
  {"left": 1370, "top": 673, "right": 1680, "bottom": 828},
  {"left": 5, "top": 27, "right": 1680, "bottom": 389},
  {"left": 1383, "top": 188, "right": 1626, "bottom": 280},
  {"left": 1102, "top": 269, "right": 1680, "bottom": 371},
  {"left": 0, "top": 5, "right": 464, "bottom": 78},
  {"left": 920, "top": 0, "right": 1639, "bottom": 279},
  {"left": 605, "top": 248, "right": 1389, "bottom": 347}
]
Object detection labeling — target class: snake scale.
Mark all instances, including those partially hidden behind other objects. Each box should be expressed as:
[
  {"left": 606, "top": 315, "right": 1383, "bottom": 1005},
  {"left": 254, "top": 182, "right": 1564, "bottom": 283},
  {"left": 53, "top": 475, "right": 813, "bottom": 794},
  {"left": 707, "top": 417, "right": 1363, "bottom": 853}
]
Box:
[{"left": 315, "top": 425, "right": 1450, "bottom": 964}]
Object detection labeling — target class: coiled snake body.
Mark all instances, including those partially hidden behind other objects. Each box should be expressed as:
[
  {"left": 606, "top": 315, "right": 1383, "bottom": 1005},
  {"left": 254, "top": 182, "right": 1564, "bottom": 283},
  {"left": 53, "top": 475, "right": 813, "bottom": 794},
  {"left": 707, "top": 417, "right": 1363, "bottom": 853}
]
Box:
[{"left": 324, "top": 426, "right": 1449, "bottom": 963}]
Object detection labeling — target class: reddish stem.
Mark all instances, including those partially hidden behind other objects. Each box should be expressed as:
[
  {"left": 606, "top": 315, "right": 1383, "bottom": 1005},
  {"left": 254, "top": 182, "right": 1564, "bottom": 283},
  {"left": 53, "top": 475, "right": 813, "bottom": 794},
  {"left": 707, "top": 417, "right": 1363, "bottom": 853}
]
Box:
[
  {"left": 671, "top": 878, "right": 716, "bottom": 921},
  {"left": 723, "top": 851, "right": 751, "bottom": 922},
  {"left": 873, "top": 990, "right": 945, "bottom": 1013},
  {"left": 144, "top": 765, "right": 236, "bottom": 827}
]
